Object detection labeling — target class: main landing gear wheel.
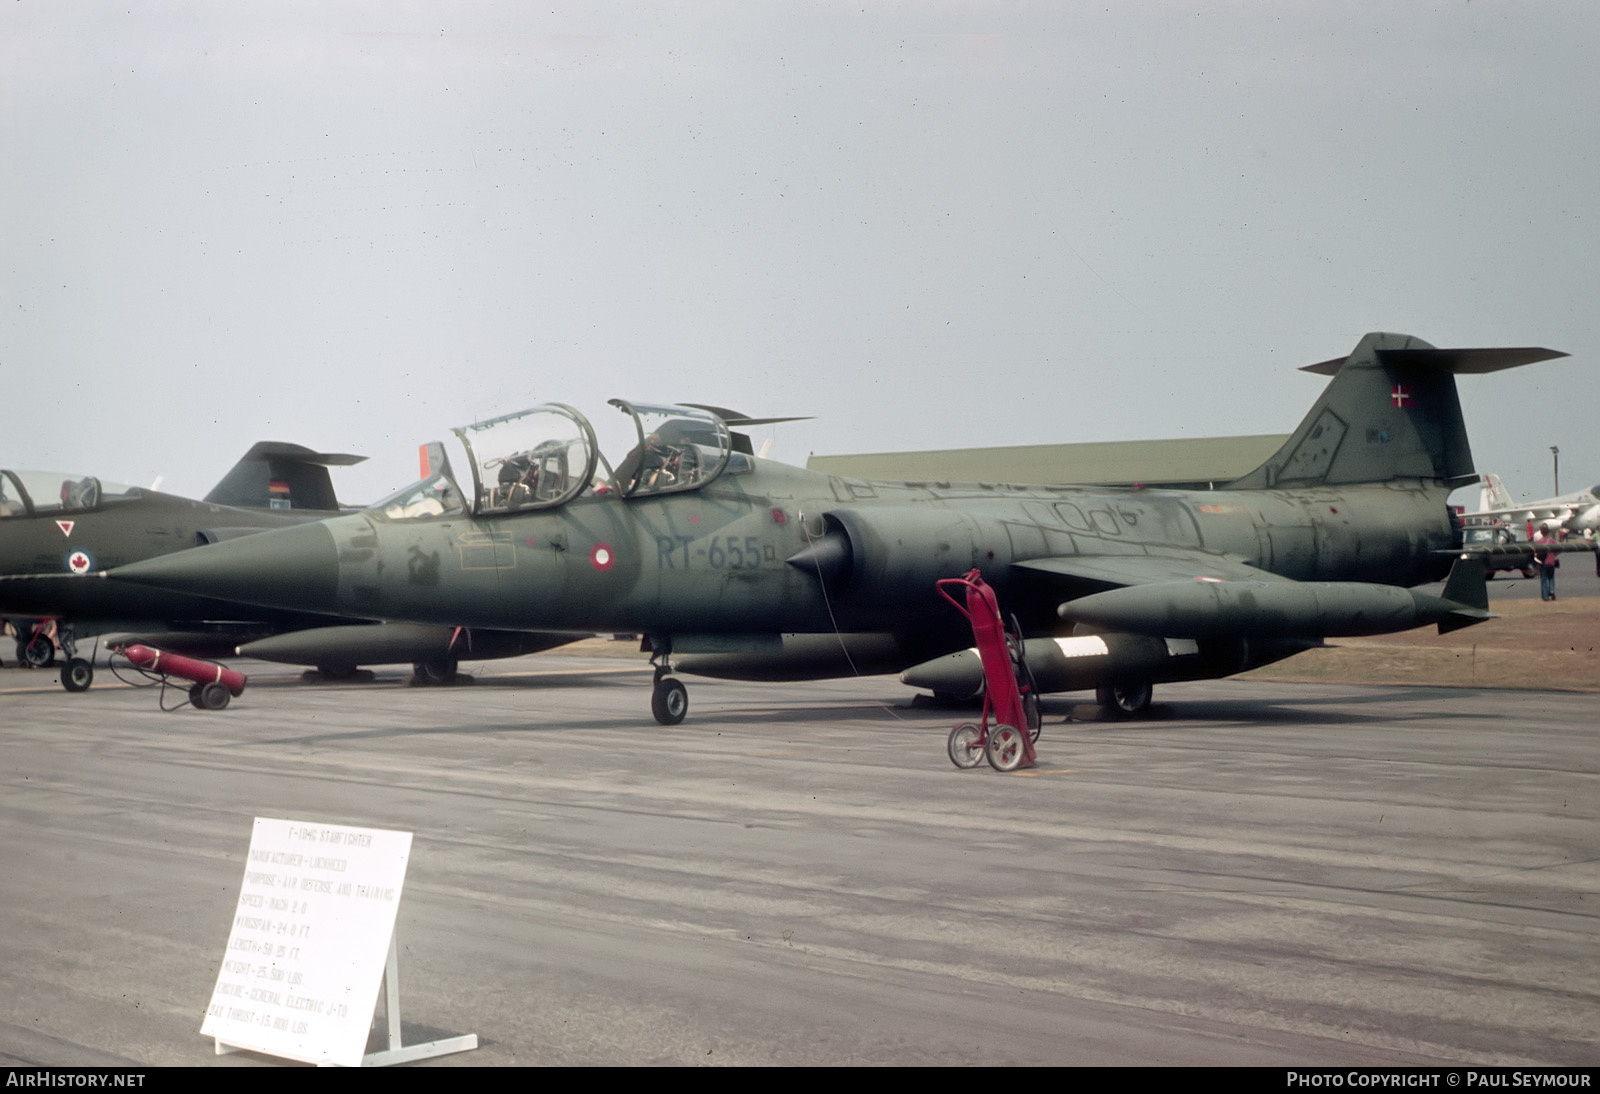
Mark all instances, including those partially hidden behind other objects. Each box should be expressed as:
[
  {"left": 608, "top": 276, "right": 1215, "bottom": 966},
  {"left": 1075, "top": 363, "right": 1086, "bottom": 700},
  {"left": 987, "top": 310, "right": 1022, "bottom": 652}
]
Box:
[
  {"left": 22, "top": 634, "right": 55, "bottom": 668},
  {"left": 61, "top": 657, "right": 94, "bottom": 693},
  {"left": 412, "top": 658, "right": 459, "bottom": 686},
  {"left": 189, "top": 682, "right": 231, "bottom": 711},
  {"left": 985, "top": 724, "right": 1028, "bottom": 772},
  {"left": 947, "top": 722, "right": 984, "bottom": 769},
  {"left": 652, "top": 676, "right": 688, "bottom": 725},
  {"left": 1096, "top": 677, "right": 1153, "bottom": 718}
]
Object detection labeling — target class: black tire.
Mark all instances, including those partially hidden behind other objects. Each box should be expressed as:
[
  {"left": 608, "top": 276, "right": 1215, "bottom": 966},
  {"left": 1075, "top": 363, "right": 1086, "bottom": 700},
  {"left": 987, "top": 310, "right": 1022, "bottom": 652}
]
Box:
[
  {"left": 1023, "top": 692, "right": 1041, "bottom": 742},
  {"left": 1521, "top": 566, "right": 1536, "bottom": 579},
  {"left": 189, "top": 684, "right": 206, "bottom": 709},
  {"left": 198, "top": 682, "right": 231, "bottom": 711},
  {"left": 61, "top": 657, "right": 94, "bottom": 693},
  {"left": 412, "top": 658, "right": 458, "bottom": 686},
  {"left": 985, "top": 724, "right": 1028, "bottom": 772},
  {"left": 947, "top": 723, "right": 984, "bottom": 769},
  {"left": 651, "top": 677, "right": 688, "bottom": 725},
  {"left": 1096, "top": 677, "right": 1153, "bottom": 718},
  {"left": 317, "top": 662, "right": 358, "bottom": 681},
  {"left": 22, "top": 634, "right": 55, "bottom": 668}
]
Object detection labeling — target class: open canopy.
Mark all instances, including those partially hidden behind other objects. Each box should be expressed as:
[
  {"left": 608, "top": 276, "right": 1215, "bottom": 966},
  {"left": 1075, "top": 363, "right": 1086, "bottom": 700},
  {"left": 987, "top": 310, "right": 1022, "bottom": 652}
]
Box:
[
  {"left": 0, "top": 470, "right": 142, "bottom": 518},
  {"left": 371, "top": 401, "right": 742, "bottom": 522}
]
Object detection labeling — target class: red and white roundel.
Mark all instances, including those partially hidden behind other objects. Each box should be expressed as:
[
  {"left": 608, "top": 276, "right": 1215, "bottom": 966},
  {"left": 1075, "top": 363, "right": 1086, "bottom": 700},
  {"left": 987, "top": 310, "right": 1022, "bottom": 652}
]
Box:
[
  {"left": 66, "top": 549, "right": 94, "bottom": 574},
  {"left": 590, "top": 542, "right": 615, "bottom": 571}
]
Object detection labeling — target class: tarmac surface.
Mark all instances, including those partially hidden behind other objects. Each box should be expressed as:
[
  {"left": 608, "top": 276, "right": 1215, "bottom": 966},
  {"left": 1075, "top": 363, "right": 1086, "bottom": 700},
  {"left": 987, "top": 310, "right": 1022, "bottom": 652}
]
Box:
[{"left": 1, "top": 637, "right": 1596, "bottom": 1066}]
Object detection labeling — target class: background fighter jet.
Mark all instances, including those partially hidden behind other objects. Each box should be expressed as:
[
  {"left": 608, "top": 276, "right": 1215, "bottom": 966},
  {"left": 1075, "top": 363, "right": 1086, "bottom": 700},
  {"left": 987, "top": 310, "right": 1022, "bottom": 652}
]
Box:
[
  {"left": 1, "top": 443, "right": 362, "bottom": 684},
  {"left": 106, "top": 332, "right": 1582, "bottom": 725},
  {"left": 1468, "top": 472, "right": 1600, "bottom": 538},
  {"left": 0, "top": 443, "right": 571, "bottom": 690}
]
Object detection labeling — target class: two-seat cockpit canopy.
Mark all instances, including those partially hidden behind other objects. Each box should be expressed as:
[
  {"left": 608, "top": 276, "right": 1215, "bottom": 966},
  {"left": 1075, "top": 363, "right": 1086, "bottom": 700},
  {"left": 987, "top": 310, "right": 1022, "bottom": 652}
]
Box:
[
  {"left": 373, "top": 402, "right": 748, "bottom": 522},
  {"left": 0, "top": 470, "right": 142, "bottom": 519}
]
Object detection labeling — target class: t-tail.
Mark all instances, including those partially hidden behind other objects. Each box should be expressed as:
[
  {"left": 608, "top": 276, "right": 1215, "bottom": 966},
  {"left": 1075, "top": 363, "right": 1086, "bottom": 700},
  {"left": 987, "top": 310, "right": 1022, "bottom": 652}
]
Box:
[
  {"left": 1226, "top": 333, "right": 1567, "bottom": 491},
  {"left": 203, "top": 442, "right": 366, "bottom": 512},
  {"left": 1478, "top": 472, "right": 1516, "bottom": 512}
]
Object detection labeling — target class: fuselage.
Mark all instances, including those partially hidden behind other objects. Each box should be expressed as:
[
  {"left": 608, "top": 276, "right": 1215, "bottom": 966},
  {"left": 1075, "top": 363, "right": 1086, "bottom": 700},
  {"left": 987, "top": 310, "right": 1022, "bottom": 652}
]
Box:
[{"left": 300, "top": 458, "right": 1456, "bottom": 645}]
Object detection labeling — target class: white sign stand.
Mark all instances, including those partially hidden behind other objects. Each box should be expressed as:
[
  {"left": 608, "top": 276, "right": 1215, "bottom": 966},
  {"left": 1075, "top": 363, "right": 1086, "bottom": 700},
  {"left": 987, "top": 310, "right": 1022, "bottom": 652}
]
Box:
[
  {"left": 201, "top": 817, "right": 476, "bottom": 1067},
  {"left": 362, "top": 932, "right": 479, "bottom": 1066}
]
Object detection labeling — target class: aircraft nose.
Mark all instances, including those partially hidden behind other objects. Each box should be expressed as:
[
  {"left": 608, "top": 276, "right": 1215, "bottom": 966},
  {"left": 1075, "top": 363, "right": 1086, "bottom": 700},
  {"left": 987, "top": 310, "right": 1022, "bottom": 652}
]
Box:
[{"left": 108, "top": 519, "right": 343, "bottom": 615}]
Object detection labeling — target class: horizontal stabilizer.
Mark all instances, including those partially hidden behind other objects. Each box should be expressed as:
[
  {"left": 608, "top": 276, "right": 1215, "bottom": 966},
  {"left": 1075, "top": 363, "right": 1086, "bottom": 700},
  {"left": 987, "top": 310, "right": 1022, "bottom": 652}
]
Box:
[{"left": 1300, "top": 346, "right": 1568, "bottom": 376}]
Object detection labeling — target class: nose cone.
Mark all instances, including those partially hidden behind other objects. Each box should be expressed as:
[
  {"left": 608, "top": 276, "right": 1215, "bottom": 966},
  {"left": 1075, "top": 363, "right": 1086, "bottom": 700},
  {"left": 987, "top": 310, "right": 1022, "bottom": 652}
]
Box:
[{"left": 108, "top": 519, "right": 343, "bottom": 616}]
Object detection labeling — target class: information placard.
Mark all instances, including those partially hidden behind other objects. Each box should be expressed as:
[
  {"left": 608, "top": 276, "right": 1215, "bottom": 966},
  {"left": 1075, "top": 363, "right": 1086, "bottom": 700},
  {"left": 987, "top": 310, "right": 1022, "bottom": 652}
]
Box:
[{"left": 201, "top": 817, "right": 413, "bottom": 1067}]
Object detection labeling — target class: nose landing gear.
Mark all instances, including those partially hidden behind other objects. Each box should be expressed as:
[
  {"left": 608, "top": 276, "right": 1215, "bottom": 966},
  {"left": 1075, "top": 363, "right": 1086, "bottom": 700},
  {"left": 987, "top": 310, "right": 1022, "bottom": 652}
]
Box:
[{"left": 647, "top": 638, "right": 689, "bottom": 725}]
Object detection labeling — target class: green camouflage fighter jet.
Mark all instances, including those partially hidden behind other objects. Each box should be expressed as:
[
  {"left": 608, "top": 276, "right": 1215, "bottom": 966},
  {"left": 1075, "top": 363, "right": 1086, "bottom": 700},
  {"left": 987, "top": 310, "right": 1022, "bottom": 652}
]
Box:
[
  {"left": 1, "top": 443, "right": 567, "bottom": 690},
  {"left": 104, "top": 332, "right": 1584, "bottom": 724}
]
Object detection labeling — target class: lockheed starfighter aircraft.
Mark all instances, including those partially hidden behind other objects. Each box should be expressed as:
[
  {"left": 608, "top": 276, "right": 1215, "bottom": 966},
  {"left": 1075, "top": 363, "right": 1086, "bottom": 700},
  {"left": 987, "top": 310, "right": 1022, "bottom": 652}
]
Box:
[
  {"left": 105, "top": 332, "right": 1586, "bottom": 724},
  {"left": 1, "top": 443, "right": 566, "bottom": 690}
]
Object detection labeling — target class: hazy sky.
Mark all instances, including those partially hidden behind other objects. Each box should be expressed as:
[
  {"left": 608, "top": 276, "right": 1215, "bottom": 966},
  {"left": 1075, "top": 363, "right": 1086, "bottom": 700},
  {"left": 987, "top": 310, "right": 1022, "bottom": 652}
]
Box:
[{"left": 4, "top": 2, "right": 1596, "bottom": 507}]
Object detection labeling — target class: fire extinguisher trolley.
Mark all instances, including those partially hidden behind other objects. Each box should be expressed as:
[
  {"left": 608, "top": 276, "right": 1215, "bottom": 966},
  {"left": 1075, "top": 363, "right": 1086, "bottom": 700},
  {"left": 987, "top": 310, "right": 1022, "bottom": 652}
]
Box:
[
  {"left": 935, "top": 569, "right": 1038, "bottom": 771},
  {"left": 119, "top": 644, "right": 247, "bottom": 711}
]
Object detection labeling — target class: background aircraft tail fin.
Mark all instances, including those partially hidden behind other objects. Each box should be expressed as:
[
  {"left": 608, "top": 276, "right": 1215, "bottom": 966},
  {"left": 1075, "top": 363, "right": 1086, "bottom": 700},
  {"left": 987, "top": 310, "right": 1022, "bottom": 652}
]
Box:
[
  {"left": 203, "top": 442, "right": 366, "bottom": 512},
  {"left": 1479, "top": 472, "right": 1516, "bottom": 511},
  {"left": 1225, "top": 333, "right": 1566, "bottom": 490}
]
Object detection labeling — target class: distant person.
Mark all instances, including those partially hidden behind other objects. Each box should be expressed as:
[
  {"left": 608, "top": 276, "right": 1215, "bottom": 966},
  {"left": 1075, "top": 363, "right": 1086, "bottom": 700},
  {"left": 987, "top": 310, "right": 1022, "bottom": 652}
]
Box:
[{"left": 1533, "top": 522, "right": 1561, "bottom": 601}]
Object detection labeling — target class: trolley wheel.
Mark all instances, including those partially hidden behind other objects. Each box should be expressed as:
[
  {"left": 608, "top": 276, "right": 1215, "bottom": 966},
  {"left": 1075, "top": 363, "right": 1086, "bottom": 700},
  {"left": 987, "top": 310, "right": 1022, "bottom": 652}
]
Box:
[
  {"left": 985, "top": 724, "right": 1028, "bottom": 772},
  {"left": 412, "top": 658, "right": 458, "bottom": 686},
  {"left": 23, "top": 633, "right": 55, "bottom": 668},
  {"left": 1096, "top": 677, "right": 1153, "bottom": 718},
  {"left": 195, "top": 681, "right": 231, "bottom": 710},
  {"left": 317, "top": 661, "right": 358, "bottom": 680},
  {"left": 651, "top": 676, "right": 688, "bottom": 725},
  {"left": 1521, "top": 566, "right": 1536, "bottom": 579},
  {"left": 946, "top": 722, "right": 985, "bottom": 769},
  {"left": 61, "top": 657, "right": 94, "bottom": 693}
]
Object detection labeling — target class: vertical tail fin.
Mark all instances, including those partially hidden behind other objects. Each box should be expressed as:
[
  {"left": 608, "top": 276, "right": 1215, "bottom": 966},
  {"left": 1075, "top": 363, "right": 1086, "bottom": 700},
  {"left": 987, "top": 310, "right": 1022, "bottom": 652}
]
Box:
[
  {"left": 1479, "top": 472, "right": 1516, "bottom": 511},
  {"left": 1226, "top": 333, "right": 1566, "bottom": 490},
  {"left": 203, "top": 442, "right": 366, "bottom": 512}
]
